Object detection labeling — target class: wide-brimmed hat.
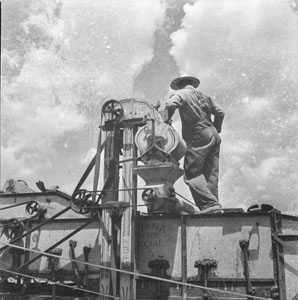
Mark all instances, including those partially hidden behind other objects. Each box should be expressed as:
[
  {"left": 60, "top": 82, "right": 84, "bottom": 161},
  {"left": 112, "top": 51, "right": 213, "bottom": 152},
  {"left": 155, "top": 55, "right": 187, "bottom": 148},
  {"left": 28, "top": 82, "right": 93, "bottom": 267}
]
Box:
[{"left": 170, "top": 76, "right": 200, "bottom": 90}]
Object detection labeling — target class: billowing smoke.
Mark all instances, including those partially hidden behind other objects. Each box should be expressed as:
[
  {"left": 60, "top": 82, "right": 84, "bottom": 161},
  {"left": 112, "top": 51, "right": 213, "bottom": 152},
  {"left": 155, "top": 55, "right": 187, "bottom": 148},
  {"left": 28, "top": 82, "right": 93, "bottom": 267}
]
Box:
[
  {"left": 170, "top": 0, "right": 298, "bottom": 213},
  {"left": 1, "top": 0, "right": 165, "bottom": 191},
  {"left": 2, "top": 0, "right": 297, "bottom": 214}
]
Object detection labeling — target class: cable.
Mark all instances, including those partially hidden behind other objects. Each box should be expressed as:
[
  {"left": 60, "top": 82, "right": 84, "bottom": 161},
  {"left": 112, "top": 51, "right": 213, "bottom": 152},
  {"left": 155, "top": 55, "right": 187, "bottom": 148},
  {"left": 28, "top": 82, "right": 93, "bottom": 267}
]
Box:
[
  {"left": 0, "top": 241, "right": 272, "bottom": 300},
  {"left": 80, "top": 204, "right": 147, "bottom": 210},
  {"left": 0, "top": 201, "right": 35, "bottom": 211},
  {"left": 0, "top": 267, "right": 125, "bottom": 300},
  {"left": 87, "top": 187, "right": 149, "bottom": 193},
  {"left": 86, "top": 187, "right": 195, "bottom": 208},
  {"left": 0, "top": 216, "right": 36, "bottom": 228},
  {"left": 117, "top": 157, "right": 138, "bottom": 164},
  {"left": 174, "top": 191, "right": 197, "bottom": 206}
]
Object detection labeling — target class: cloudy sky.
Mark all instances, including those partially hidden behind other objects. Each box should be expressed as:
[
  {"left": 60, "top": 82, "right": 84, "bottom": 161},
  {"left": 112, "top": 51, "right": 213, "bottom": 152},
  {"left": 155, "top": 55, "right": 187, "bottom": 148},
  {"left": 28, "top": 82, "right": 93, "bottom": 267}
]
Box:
[{"left": 1, "top": 0, "right": 298, "bottom": 214}]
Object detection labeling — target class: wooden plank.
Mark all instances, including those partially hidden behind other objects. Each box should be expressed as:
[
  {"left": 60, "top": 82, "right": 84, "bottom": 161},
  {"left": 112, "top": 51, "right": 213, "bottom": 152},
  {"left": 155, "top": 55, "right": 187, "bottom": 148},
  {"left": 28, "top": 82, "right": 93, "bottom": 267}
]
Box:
[
  {"left": 181, "top": 215, "right": 187, "bottom": 300},
  {"left": 119, "top": 125, "right": 137, "bottom": 299},
  {"left": 100, "top": 130, "right": 120, "bottom": 298}
]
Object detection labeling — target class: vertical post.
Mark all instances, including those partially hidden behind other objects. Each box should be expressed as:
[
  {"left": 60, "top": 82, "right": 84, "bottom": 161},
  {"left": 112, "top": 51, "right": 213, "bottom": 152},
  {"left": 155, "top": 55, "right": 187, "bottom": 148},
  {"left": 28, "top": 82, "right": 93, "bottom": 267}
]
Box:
[
  {"left": 92, "top": 128, "right": 102, "bottom": 204},
  {"left": 24, "top": 221, "right": 31, "bottom": 270},
  {"left": 100, "top": 129, "right": 120, "bottom": 299},
  {"left": 119, "top": 124, "right": 137, "bottom": 300},
  {"left": 48, "top": 248, "right": 62, "bottom": 300},
  {"left": 239, "top": 240, "right": 254, "bottom": 299},
  {"left": 181, "top": 215, "right": 187, "bottom": 300},
  {"left": 270, "top": 211, "right": 286, "bottom": 300}
]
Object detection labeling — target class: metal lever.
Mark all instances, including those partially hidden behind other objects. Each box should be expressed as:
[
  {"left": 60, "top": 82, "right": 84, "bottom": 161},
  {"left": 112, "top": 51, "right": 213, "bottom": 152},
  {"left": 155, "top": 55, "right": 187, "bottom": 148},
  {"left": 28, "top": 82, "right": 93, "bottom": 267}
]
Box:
[
  {"left": 83, "top": 245, "right": 91, "bottom": 289},
  {"left": 239, "top": 239, "right": 256, "bottom": 298},
  {"left": 69, "top": 240, "right": 81, "bottom": 286}
]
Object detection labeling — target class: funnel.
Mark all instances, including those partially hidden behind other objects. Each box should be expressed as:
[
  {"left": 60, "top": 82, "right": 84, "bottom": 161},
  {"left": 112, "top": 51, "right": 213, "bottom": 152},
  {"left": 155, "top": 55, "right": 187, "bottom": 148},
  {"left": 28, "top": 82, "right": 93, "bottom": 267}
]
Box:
[{"left": 134, "top": 162, "right": 183, "bottom": 185}]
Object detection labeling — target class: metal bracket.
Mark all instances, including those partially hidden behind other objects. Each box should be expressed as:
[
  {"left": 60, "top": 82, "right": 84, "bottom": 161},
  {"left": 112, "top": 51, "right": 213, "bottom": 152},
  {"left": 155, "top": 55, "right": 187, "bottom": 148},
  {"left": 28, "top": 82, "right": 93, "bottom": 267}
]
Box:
[
  {"left": 48, "top": 248, "right": 62, "bottom": 272},
  {"left": 194, "top": 259, "right": 218, "bottom": 300},
  {"left": 96, "top": 210, "right": 111, "bottom": 243},
  {"left": 271, "top": 233, "right": 298, "bottom": 253},
  {"left": 148, "top": 258, "right": 170, "bottom": 299},
  {"left": 83, "top": 246, "right": 91, "bottom": 289},
  {"left": 69, "top": 240, "right": 81, "bottom": 286},
  {"left": 148, "top": 259, "right": 170, "bottom": 277}
]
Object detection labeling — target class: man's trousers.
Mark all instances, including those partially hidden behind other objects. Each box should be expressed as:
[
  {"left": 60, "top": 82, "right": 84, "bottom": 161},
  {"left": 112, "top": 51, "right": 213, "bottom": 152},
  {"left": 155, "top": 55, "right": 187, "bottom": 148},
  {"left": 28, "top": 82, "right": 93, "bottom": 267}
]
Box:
[{"left": 184, "top": 126, "right": 221, "bottom": 210}]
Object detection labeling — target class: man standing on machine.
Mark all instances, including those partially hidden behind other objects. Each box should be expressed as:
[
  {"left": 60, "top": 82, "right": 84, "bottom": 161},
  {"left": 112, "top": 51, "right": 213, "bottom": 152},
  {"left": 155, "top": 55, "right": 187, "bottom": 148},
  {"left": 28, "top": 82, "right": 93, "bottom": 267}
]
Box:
[{"left": 165, "top": 76, "right": 225, "bottom": 213}]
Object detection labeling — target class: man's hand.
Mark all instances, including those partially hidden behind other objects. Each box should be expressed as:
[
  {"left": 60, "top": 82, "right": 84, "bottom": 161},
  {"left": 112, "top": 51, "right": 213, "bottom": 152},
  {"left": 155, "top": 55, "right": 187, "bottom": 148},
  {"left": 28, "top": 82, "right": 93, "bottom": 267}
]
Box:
[{"left": 165, "top": 119, "right": 173, "bottom": 126}]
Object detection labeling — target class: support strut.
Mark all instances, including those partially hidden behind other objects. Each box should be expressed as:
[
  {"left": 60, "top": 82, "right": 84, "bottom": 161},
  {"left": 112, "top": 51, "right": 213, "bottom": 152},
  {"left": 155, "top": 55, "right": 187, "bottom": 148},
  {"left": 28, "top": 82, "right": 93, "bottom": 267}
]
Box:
[
  {"left": 0, "top": 206, "right": 71, "bottom": 252},
  {"left": 17, "top": 218, "right": 95, "bottom": 272}
]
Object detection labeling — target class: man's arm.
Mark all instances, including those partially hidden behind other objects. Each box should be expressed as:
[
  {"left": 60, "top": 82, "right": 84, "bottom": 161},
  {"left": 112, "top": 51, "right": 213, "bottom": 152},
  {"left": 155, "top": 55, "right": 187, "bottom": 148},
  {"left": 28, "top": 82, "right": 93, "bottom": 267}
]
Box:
[
  {"left": 209, "top": 98, "right": 225, "bottom": 133},
  {"left": 165, "top": 94, "right": 183, "bottom": 123}
]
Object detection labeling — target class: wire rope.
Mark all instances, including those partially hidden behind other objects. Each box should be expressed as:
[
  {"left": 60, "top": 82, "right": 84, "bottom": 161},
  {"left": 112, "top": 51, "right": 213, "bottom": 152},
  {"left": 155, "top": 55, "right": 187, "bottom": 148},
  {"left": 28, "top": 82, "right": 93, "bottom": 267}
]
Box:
[
  {"left": 0, "top": 201, "right": 35, "bottom": 211},
  {"left": 0, "top": 216, "right": 38, "bottom": 228},
  {"left": 86, "top": 187, "right": 149, "bottom": 193},
  {"left": 174, "top": 191, "right": 197, "bottom": 206}
]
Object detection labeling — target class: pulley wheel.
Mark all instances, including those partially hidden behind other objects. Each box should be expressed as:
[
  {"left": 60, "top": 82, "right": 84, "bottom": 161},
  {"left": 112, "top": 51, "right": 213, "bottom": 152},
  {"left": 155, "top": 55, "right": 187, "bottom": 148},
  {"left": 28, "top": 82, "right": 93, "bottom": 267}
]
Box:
[
  {"left": 25, "top": 201, "right": 41, "bottom": 217},
  {"left": 101, "top": 99, "right": 124, "bottom": 121},
  {"left": 2, "top": 219, "right": 25, "bottom": 240},
  {"left": 71, "top": 189, "right": 93, "bottom": 215},
  {"left": 142, "top": 188, "right": 158, "bottom": 205}
]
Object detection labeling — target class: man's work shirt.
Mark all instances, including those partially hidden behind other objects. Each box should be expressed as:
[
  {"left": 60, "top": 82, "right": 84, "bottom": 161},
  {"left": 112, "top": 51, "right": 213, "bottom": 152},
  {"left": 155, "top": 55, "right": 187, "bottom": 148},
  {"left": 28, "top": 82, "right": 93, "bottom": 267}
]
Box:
[{"left": 166, "top": 85, "right": 225, "bottom": 143}]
